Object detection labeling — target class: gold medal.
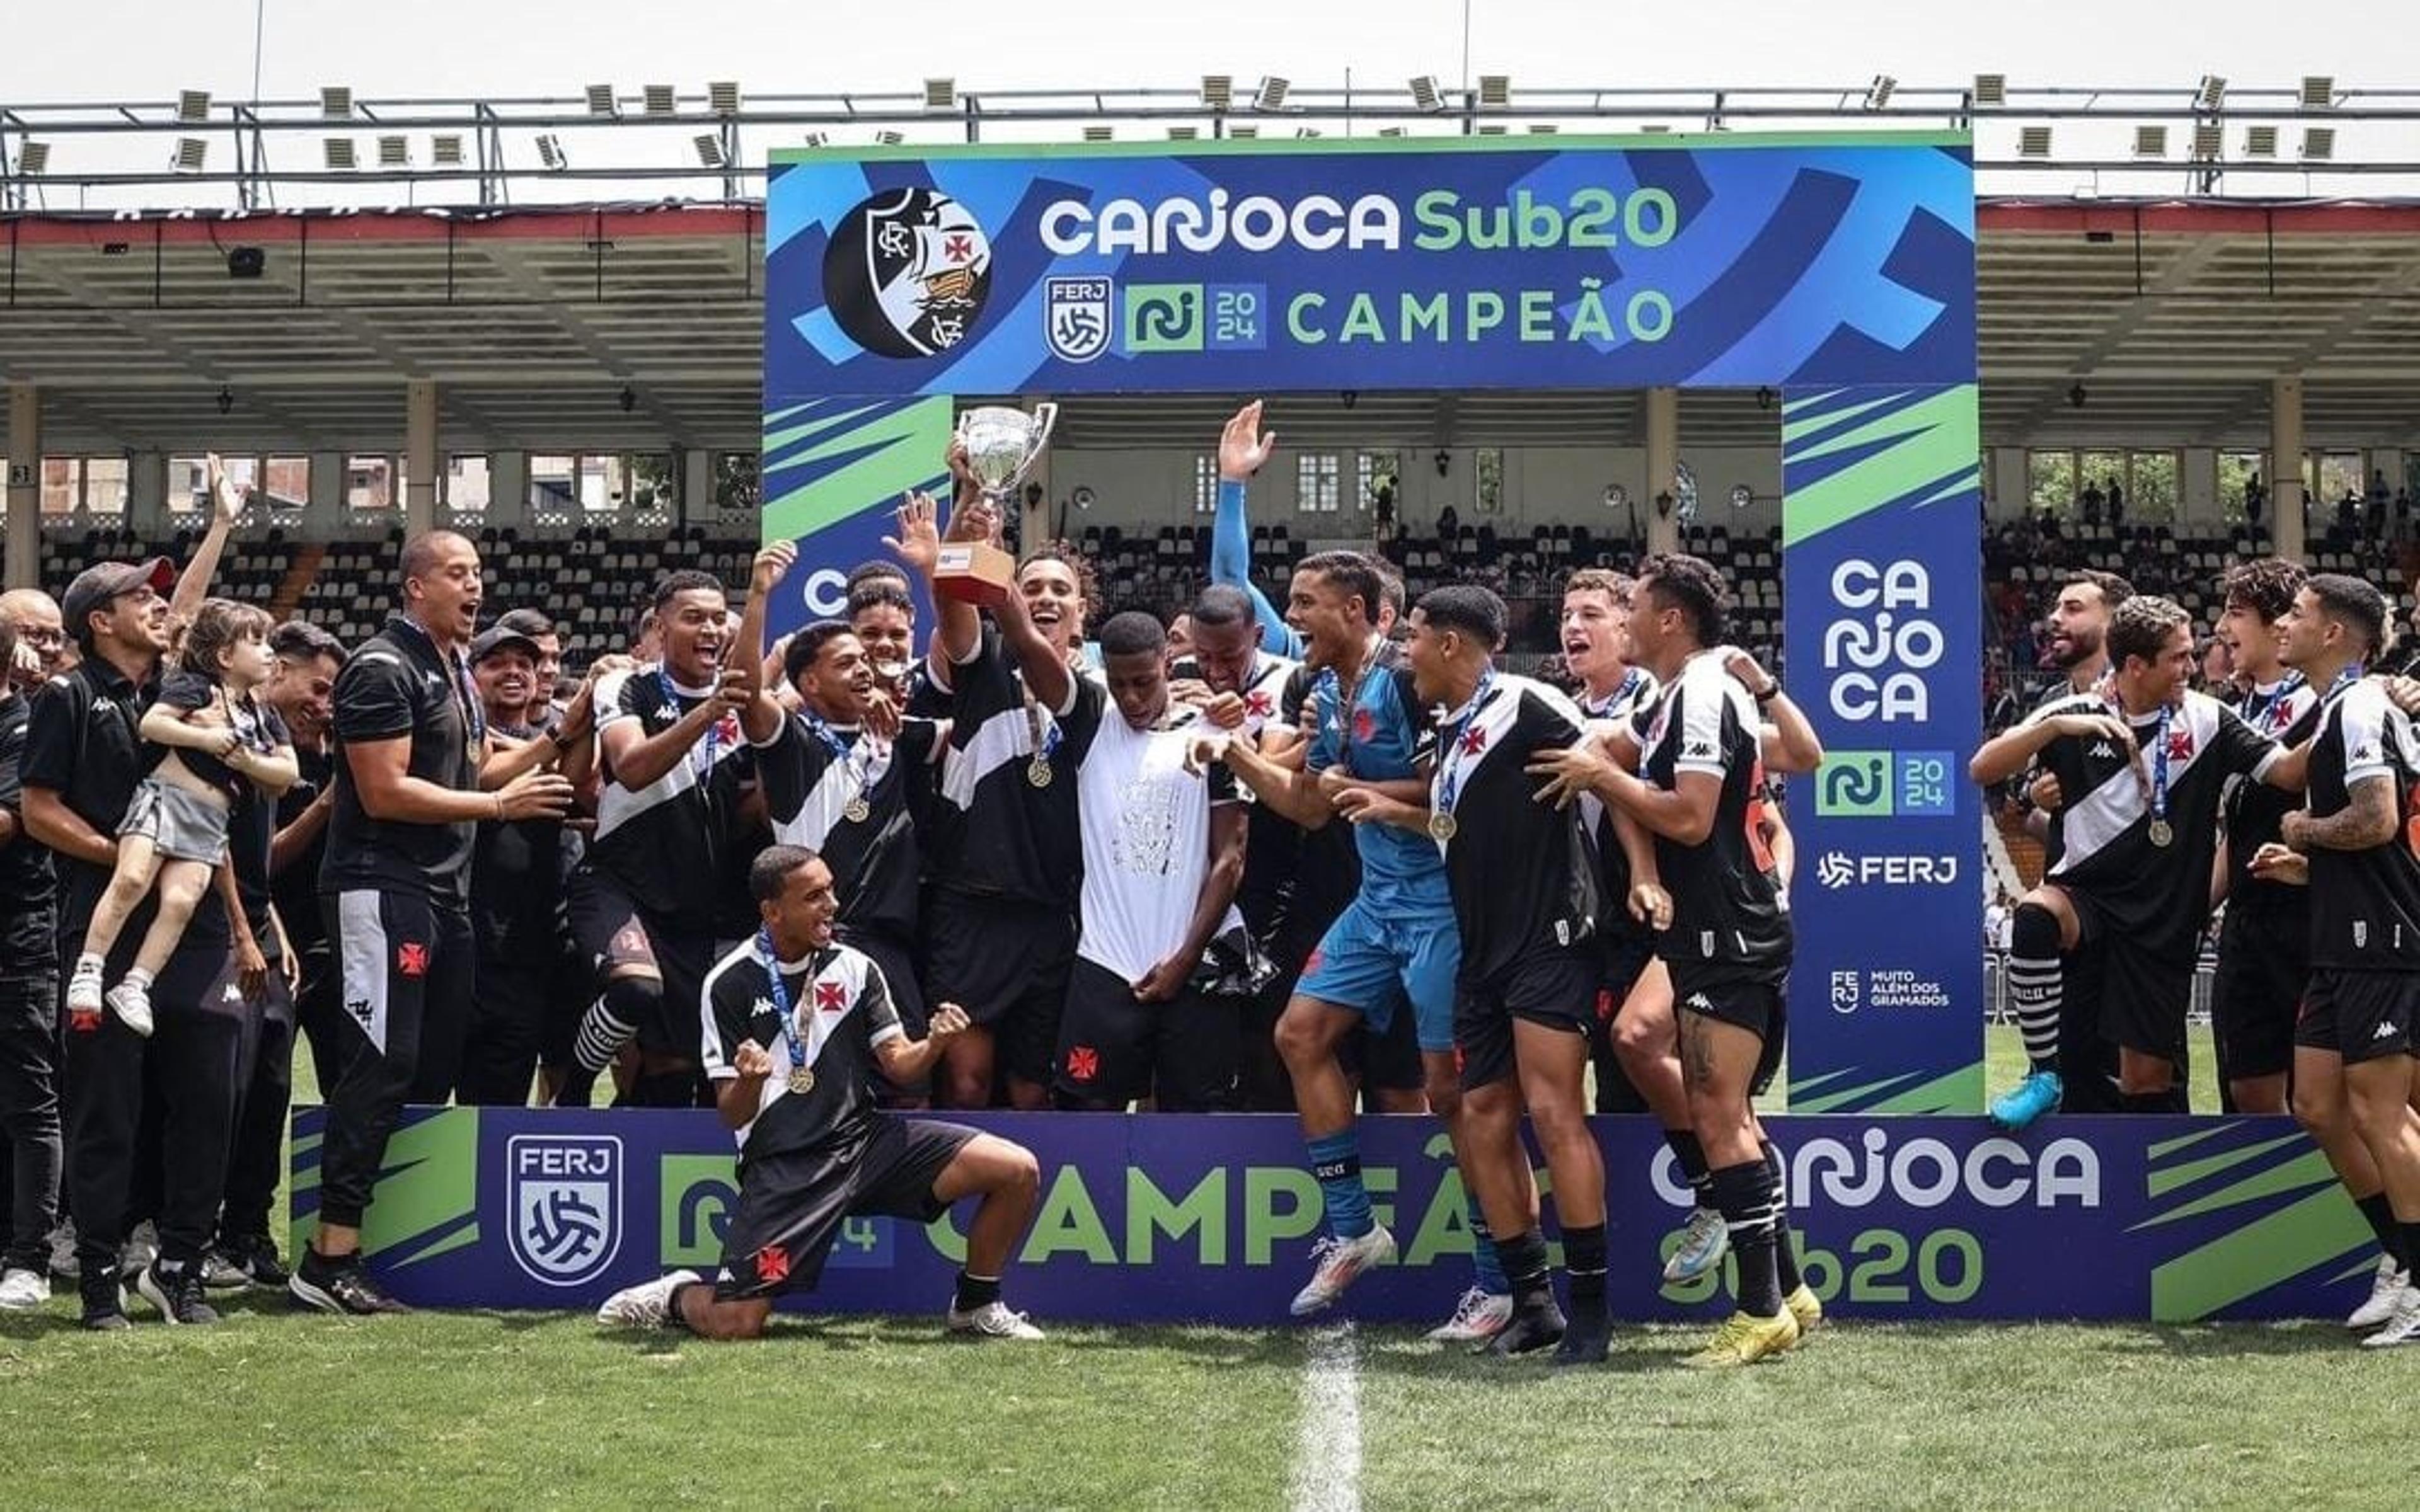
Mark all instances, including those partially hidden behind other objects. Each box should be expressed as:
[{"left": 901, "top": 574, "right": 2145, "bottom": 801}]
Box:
[
  {"left": 843, "top": 796, "right": 872, "bottom": 823},
  {"left": 786, "top": 1067, "right": 815, "bottom": 1096},
  {"left": 2147, "top": 819, "right": 2174, "bottom": 848},
  {"left": 1027, "top": 759, "right": 1054, "bottom": 789},
  {"left": 1427, "top": 810, "right": 1459, "bottom": 843}
]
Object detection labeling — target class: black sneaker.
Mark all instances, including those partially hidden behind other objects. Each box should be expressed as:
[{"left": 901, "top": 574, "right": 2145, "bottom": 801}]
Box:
[
  {"left": 219, "top": 1234, "right": 290, "bottom": 1288},
  {"left": 80, "top": 1305, "right": 130, "bottom": 1332},
  {"left": 1485, "top": 1297, "right": 1569, "bottom": 1357},
  {"left": 1552, "top": 1307, "right": 1613, "bottom": 1366},
  {"left": 135, "top": 1261, "right": 222, "bottom": 1326},
  {"left": 289, "top": 1253, "right": 410, "bottom": 1315},
  {"left": 79, "top": 1274, "right": 125, "bottom": 1330},
  {"left": 199, "top": 1249, "right": 251, "bottom": 1290}
]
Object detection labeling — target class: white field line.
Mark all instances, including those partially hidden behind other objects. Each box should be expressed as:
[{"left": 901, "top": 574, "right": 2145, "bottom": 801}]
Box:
[{"left": 1288, "top": 1322, "right": 1364, "bottom": 1512}]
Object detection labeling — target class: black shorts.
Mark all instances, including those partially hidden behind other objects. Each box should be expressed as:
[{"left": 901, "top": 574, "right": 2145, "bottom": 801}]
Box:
[
  {"left": 2213, "top": 896, "right": 2308, "bottom": 1083},
  {"left": 2295, "top": 969, "right": 2419, "bottom": 1063},
  {"left": 1588, "top": 932, "right": 1659, "bottom": 1114},
  {"left": 923, "top": 890, "right": 1073, "bottom": 1089},
  {"left": 713, "top": 1116, "right": 978, "bottom": 1300},
  {"left": 839, "top": 924, "right": 928, "bottom": 1099},
  {"left": 1669, "top": 958, "right": 1787, "bottom": 1097},
  {"left": 1455, "top": 944, "right": 1597, "bottom": 1092},
  {"left": 1053, "top": 956, "right": 1240, "bottom": 1111},
  {"left": 565, "top": 869, "right": 717, "bottom": 1057},
  {"left": 1340, "top": 995, "right": 1426, "bottom": 1096},
  {"left": 2071, "top": 903, "right": 2197, "bottom": 1066}
]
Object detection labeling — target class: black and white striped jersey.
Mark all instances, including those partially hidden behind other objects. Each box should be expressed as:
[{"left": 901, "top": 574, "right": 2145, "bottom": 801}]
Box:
[
  {"left": 1628, "top": 651, "right": 1790, "bottom": 971},
  {"left": 586, "top": 667, "right": 761, "bottom": 932},
  {"left": 701, "top": 941, "right": 901, "bottom": 1158},
  {"left": 1427, "top": 673, "right": 1599, "bottom": 984},
  {"left": 1172, "top": 650, "right": 1301, "bottom": 942},
  {"left": 925, "top": 624, "right": 1106, "bottom": 907},
  {"left": 2221, "top": 677, "right": 2324, "bottom": 910},
  {"left": 2033, "top": 688, "right": 2279, "bottom": 956},
  {"left": 1577, "top": 669, "right": 1659, "bottom": 945},
  {"left": 758, "top": 714, "right": 945, "bottom": 942},
  {"left": 2305, "top": 679, "right": 2420, "bottom": 971}
]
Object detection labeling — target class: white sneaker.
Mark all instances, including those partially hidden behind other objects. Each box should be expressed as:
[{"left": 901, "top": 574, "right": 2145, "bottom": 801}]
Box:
[
  {"left": 1288, "top": 1224, "right": 1397, "bottom": 1318},
  {"left": 947, "top": 1300, "right": 1044, "bottom": 1340},
  {"left": 596, "top": 1269, "right": 701, "bottom": 1329},
  {"left": 0, "top": 1267, "right": 47, "bottom": 1309},
  {"left": 1662, "top": 1205, "right": 1732, "bottom": 1284},
  {"left": 105, "top": 980, "right": 154, "bottom": 1038},
  {"left": 1424, "top": 1285, "right": 1514, "bottom": 1344},
  {"left": 2360, "top": 1284, "right": 2420, "bottom": 1349},
  {"left": 66, "top": 970, "right": 104, "bottom": 1017},
  {"left": 2346, "top": 1256, "right": 2409, "bottom": 1331}
]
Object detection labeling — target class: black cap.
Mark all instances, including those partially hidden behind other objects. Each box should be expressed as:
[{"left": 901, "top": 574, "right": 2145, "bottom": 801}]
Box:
[
  {"left": 60, "top": 558, "right": 176, "bottom": 638},
  {"left": 468, "top": 624, "right": 543, "bottom": 666}
]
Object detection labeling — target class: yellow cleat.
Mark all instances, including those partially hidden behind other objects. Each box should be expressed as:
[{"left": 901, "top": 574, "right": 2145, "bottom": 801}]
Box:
[
  {"left": 1782, "top": 1285, "right": 1823, "bottom": 1343},
  {"left": 1681, "top": 1308, "right": 1801, "bottom": 1368}
]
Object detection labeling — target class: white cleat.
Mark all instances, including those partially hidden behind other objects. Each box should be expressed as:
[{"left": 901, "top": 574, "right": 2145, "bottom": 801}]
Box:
[
  {"left": 1288, "top": 1224, "right": 1397, "bottom": 1318},
  {"left": 105, "top": 981, "right": 154, "bottom": 1039},
  {"left": 2360, "top": 1283, "right": 2420, "bottom": 1349},
  {"left": 2346, "top": 1257, "right": 2409, "bottom": 1331},
  {"left": 596, "top": 1269, "right": 701, "bottom": 1329},
  {"left": 1662, "top": 1205, "right": 1731, "bottom": 1285},
  {"left": 1424, "top": 1286, "right": 1514, "bottom": 1344},
  {"left": 0, "top": 1267, "right": 49, "bottom": 1310},
  {"left": 947, "top": 1300, "right": 1045, "bottom": 1340}
]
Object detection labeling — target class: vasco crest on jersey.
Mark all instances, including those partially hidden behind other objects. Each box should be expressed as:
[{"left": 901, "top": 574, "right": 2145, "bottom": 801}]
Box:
[{"left": 821, "top": 189, "right": 994, "bottom": 358}]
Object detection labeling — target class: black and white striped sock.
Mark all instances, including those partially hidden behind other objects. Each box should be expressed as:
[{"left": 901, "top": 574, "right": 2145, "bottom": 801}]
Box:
[{"left": 2008, "top": 902, "right": 2065, "bottom": 1075}]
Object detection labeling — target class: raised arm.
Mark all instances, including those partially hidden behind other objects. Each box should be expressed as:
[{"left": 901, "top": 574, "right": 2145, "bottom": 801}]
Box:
[
  {"left": 732, "top": 542, "right": 797, "bottom": 745},
  {"left": 1725, "top": 649, "right": 1822, "bottom": 774},
  {"left": 995, "top": 585, "right": 1072, "bottom": 718},
  {"left": 1211, "top": 401, "right": 1304, "bottom": 659},
  {"left": 170, "top": 454, "right": 246, "bottom": 632}
]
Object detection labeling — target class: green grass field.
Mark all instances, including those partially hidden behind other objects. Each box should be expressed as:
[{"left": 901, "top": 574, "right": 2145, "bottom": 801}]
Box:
[{"left": 7, "top": 1024, "right": 2405, "bottom": 1511}]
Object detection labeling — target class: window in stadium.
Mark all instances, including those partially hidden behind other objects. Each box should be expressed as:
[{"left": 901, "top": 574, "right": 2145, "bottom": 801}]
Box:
[
  {"left": 2026, "top": 449, "right": 2077, "bottom": 516},
  {"left": 2217, "top": 450, "right": 2266, "bottom": 522},
  {"left": 1474, "top": 445, "right": 1503, "bottom": 515},
  {"left": 713, "top": 452, "right": 759, "bottom": 517},
  {"left": 2312, "top": 450, "right": 2365, "bottom": 510},
  {"left": 1193, "top": 454, "right": 1218, "bottom": 513},
  {"left": 346, "top": 454, "right": 398, "bottom": 512},
  {"left": 444, "top": 454, "right": 491, "bottom": 515},
  {"left": 529, "top": 453, "right": 576, "bottom": 525},
  {"left": 84, "top": 455, "right": 128, "bottom": 517},
  {"left": 264, "top": 455, "right": 309, "bottom": 515},
  {"left": 2126, "top": 449, "right": 2179, "bottom": 523},
  {"left": 1356, "top": 450, "right": 1399, "bottom": 514},
  {"left": 39, "top": 457, "right": 79, "bottom": 517},
  {"left": 1296, "top": 451, "right": 1341, "bottom": 512},
  {"left": 623, "top": 452, "right": 676, "bottom": 528}
]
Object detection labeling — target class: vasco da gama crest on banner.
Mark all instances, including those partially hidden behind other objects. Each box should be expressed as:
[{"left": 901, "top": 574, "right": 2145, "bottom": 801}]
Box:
[{"left": 821, "top": 188, "right": 994, "bottom": 358}]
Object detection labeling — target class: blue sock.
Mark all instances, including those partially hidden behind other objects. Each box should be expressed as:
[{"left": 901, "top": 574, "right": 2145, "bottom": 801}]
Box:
[
  {"left": 1468, "top": 1195, "right": 1509, "bottom": 1295},
  {"left": 1307, "top": 1131, "right": 1374, "bottom": 1240}
]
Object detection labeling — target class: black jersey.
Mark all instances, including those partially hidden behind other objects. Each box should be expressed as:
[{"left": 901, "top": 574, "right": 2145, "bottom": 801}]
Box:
[
  {"left": 700, "top": 939, "right": 903, "bottom": 1159},
  {"left": 154, "top": 670, "right": 285, "bottom": 804},
  {"left": 927, "top": 624, "right": 1105, "bottom": 907},
  {"left": 759, "top": 712, "right": 943, "bottom": 942},
  {"left": 323, "top": 616, "right": 483, "bottom": 908},
  {"left": 1429, "top": 673, "right": 1599, "bottom": 985},
  {"left": 270, "top": 745, "right": 335, "bottom": 958},
  {"left": 1274, "top": 659, "right": 1359, "bottom": 950},
  {"left": 1172, "top": 650, "right": 1301, "bottom": 940},
  {"left": 1577, "top": 669, "right": 1660, "bottom": 943},
  {"left": 2304, "top": 679, "right": 2420, "bottom": 971},
  {"left": 2026, "top": 673, "right": 2103, "bottom": 870},
  {"left": 587, "top": 667, "right": 760, "bottom": 932},
  {"left": 2222, "top": 677, "right": 2323, "bottom": 911},
  {"left": 0, "top": 691, "right": 56, "bottom": 936},
  {"left": 2034, "top": 687, "right": 2278, "bottom": 958},
  {"left": 1629, "top": 651, "right": 1790, "bottom": 971}
]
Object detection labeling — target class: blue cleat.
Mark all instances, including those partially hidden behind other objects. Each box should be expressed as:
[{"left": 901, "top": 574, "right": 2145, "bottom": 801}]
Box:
[{"left": 1988, "top": 1070, "right": 2063, "bottom": 1131}]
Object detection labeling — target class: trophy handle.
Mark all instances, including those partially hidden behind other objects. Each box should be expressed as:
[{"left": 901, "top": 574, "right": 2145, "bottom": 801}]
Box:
[{"left": 1027, "top": 402, "right": 1058, "bottom": 455}]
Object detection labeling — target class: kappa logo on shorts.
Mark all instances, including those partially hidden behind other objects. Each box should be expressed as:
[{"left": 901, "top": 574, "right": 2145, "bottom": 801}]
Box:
[
  {"left": 1066, "top": 1045, "right": 1101, "bottom": 1082},
  {"left": 396, "top": 941, "right": 429, "bottom": 978},
  {"left": 754, "top": 1242, "right": 792, "bottom": 1285},
  {"left": 507, "top": 1134, "right": 623, "bottom": 1288}
]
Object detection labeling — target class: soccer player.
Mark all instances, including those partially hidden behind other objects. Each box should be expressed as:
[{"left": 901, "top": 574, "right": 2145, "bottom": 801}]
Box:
[
  {"left": 1218, "top": 551, "right": 1508, "bottom": 1339},
  {"left": 594, "top": 845, "right": 1044, "bottom": 1341},
  {"left": 562, "top": 556, "right": 785, "bottom": 1108},
  {"left": 299, "top": 532, "right": 575, "bottom": 1315},
  {"left": 1170, "top": 584, "right": 1301, "bottom": 1111},
  {"left": 1530, "top": 553, "right": 1820, "bottom": 1366},
  {"left": 2210, "top": 558, "right": 2318, "bottom": 1114},
  {"left": 913, "top": 486, "right": 1102, "bottom": 1111},
  {"left": 2261, "top": 575, "right": 2420, "bottom": 1344},
  {"left": 1971, "top": 595, "right": 2297, "bottom": 1130},
  {"left": 1379, "top": 585, "right": 1606, "bottom": 1359},
  {"left": 1058, "top": 612, "right": 1247, "bottom": 1111},
  {"left": 0, "top": 616, "right": 60, "bottom": 1311}
]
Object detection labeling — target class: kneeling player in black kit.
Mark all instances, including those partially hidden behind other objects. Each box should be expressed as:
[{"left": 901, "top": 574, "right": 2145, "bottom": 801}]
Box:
[{"left": 595, "top": 845, "right": 1044, "bottom": 1341}]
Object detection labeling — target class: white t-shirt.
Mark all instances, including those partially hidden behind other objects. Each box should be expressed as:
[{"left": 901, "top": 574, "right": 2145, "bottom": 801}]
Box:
[
  {"left": 1985, "top": 902, "right": 2012, "bottom": 951},
  {"left": 1075, "top": 707, "right": 1243, "bottom": 982}
]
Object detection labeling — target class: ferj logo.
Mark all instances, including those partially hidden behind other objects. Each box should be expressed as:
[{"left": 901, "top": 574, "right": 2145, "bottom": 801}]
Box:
[{"left": 508, "top": 1134, "right": 623, "bottom": 1287}]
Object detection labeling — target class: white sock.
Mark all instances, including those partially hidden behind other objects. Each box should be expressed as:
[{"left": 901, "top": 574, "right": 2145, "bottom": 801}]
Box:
[
  {"left": 74, "top": 953, "right": 103, "bottom": 978},
  {"left": 121, "top": 966, "right": 154, "bottom": 991}
]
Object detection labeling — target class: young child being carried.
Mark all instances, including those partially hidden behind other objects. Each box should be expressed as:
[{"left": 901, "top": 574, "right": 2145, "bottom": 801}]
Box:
[{"left": 65, "top": 598, "right": 298, "bottom": 1035}]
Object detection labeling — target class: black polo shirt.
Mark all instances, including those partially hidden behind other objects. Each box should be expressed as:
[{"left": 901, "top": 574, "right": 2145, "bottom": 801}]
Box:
[
  {"left": 20, "top": 653, "right": 228, "bottom": 948},
  {"left": 321, "top": 615, "right": 483, "bottom": 910},
  {"left": 0, "top": 690, "right": 58, "bottom": 970},
  {"left": 270, "top": 743, "right": 336, "bottom": 960}
]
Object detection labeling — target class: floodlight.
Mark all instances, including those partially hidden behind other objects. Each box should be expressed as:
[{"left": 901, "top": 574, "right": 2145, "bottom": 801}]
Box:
[
  {"left": 1478, "top": 74, "right": 1509, "bottom": 108},
  {"left": 1973, "top": 74, "right": 2006, "bottom": 106},
  {"left": 693, "top": 134, "right": 727, "bottom": 168},
  {"left": 19, "top": 141, "right": 49, "bottom": 175},
  {"left": 2300, "top": 76, "right": 2334, "bottom": 109},
  {"left": 586, "top": 84, "right": 618, "bottom": 117},
  {"left": 708, "top": 81, "right": 742, "bottom": 115},
  {"left": 1084, "top": 125, "right": 1114, "bottom": 142},
  {"left": 431, "top": 135, "right": 464, "bottom": 166},
  {"left": 2019, "top": 125, "right": 2053, "bottom": 158},
  {"left": 178, "top": 89, "right": 211, "bottom": 123},
  {"left": 2245, "top": 125, "right": 2278, "bottom": 157},
  {"left": 644, "top": 84, "right": 677, "bottom": 117},
  {"left": 925, "top": 78, "right": 957, "bottom": 110},
  {"left": 1254, "top": 76, "right": 1289, "bottom": 112},
  {"left": 377, "top": 135, "right": 409, "bottom": 168},
  {"left": 1864, "top": 74, "right": 1896, "bottom": 111},
  {"left": 173, "top": 137, "right": 207, "bottom": 173},
  {"left": 1410, "top": 76, "right": 1441, "bottom": 112},
  {"left": 2302, "top": 127, "right": 2336, "bottom": 161},
  {"left": 1201, "top": 76, "right": 1232, "bottom": 110},
  {"left": 536, "top": 134, "right": 568, "bottom": 170},
  {"left": 2133, "top": 125, "right": 2167, "bottom": 158},
  {"left": 321, "top": 86, "right": 353, "bottom": 118},
  {"left": 323, "top": 137, "right": 355, "bottom": 169},
  {"left": 2191, "top": 123, "right": 2222, "bottom": 159},
  {"left": 2196, "top": 74, "right": 2227, "bottom": 110}
]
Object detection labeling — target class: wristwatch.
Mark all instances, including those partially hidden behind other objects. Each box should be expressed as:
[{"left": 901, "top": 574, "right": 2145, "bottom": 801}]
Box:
[{"left": 1753, "top": 682, "right": 1781, "bottom": 705}]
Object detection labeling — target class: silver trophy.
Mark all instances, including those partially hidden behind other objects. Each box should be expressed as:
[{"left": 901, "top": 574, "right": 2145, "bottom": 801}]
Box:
[{"left": 955, "top": 403, "right": 1058, "bottom": 504}]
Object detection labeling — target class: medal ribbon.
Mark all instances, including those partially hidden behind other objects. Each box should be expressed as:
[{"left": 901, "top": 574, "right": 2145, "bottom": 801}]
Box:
[
  {"left": 2242, "top": 671, "right": 2304, "bottom": 729},
  {"left": 2317, "top": 661, "right": 2366, "bottom": 718},
  {"left": 662, "top": 669, "right": 722, "bottom": 782},
  {"left": 1433, "top": 669, "right": 1497, "bottom": 819},
  {"left": 2148, "top": 704, "right": 2172, "bottom": 831},
  {"left": 757, "top": 929, "right": 807, "bottom": 1084},
  {"left": 1024, "top": 696, "right": 1062, "bottom": 771},
  {"left": 802, "top": 709, "right": 872, "bottom": 806}
]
